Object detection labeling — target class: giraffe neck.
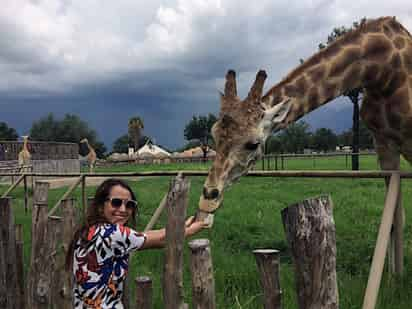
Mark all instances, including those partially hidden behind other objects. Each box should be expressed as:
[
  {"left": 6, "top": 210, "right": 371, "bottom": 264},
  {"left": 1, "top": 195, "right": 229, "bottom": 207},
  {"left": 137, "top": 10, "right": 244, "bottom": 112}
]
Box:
[{"left": 261, "top": 16, "right": 409, "bottom": 131}]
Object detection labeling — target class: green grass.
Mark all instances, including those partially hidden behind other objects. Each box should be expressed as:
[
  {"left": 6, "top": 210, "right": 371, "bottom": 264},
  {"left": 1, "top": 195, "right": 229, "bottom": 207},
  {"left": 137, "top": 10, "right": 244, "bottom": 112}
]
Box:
[{"left": 3, "top": 155, "right": 412, "bottom": 308}]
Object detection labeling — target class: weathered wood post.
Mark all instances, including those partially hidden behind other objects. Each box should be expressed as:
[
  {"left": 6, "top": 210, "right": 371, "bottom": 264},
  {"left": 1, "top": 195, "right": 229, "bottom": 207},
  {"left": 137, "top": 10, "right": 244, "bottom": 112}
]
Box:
[
  {"left": 281, "top": 195, "right": 338, "bottom": 309},
  {"left": 58, "top": 198, "right": 76, "bottom": 309},
  {"left": 163, "top": 173, "right": 190, "bottom": 309},
  {"left": 27, "top": 181, "right": 50, "bottom": 309},
  {"left": 49, "top": 216, "right": 63, "bottom": 307},
  {"left": 188, "top": 239, "right": 216, "bottom": 309},
  {"left": 0, "top": 197, "right": 18, "bottom": 309},
  {"left": 15, "top": 224, "right": 25, "bottom": 309},
  {"left": 253, "top": 249, "right": 282, "bottom": 309},
  {"left": 136, "top": 276, "right": 152, "bottom": 309}
]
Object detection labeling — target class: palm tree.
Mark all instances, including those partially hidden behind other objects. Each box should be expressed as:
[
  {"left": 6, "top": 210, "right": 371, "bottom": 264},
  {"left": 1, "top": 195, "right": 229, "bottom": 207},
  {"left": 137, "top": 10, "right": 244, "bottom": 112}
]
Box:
[{"left": 128, "top": 117, "right": 144, "bottom": 151}]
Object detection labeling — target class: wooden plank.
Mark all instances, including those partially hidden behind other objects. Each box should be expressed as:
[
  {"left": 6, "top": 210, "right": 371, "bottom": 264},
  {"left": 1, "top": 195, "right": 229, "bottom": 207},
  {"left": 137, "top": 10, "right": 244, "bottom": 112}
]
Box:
[
  {"left": 48, "top": 175, "right": 83, "bottom": 216},
  {"left": 1, "top": 174, "right": 25, "bottom": 198},
  {"left": 27, "top": 182, "right": 49, "bottom": 309},
  {"left": 0, "top": 198, "right": 18, "bottom": 309},
  {"left": 362, "top": 173, "right": 400, "bottom": 309},
  {"left": 144, "top": 193, "right": 167, "bottom": 232}
]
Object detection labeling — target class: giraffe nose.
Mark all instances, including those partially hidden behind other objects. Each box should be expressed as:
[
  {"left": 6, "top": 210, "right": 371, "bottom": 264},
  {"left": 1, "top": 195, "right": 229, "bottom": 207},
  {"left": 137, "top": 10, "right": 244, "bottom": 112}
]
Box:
[{"left": 203, "top": 187, "right": 220, "bottom": 200}]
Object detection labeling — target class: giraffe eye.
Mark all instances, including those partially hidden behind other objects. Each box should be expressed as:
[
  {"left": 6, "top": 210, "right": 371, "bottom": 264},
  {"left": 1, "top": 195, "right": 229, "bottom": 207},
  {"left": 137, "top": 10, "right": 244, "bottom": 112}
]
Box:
[{"left": 244, "top": 141, "right": 260, "bottom": 151}]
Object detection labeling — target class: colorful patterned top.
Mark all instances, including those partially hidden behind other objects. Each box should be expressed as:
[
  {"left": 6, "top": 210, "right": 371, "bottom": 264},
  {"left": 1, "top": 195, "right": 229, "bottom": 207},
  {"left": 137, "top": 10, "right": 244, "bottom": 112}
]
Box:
[{"left": 73, "top": 223, "right": 146, "bottom": 308}]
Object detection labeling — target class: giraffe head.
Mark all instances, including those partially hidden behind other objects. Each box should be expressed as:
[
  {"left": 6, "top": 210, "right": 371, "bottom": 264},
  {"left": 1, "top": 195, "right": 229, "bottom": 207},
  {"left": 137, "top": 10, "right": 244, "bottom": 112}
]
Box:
[
  {"left": 199, "top": 70, "right": 292, "bottom": 214},
  {"left": 80, "top": 138, "right": 88, "bottom": 144}
]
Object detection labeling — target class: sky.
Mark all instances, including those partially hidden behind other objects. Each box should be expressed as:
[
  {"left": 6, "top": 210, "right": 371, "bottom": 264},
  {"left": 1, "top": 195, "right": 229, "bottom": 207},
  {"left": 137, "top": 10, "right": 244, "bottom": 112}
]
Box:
[{"left": 1, "top": 1, "right": 412, "bottom": 151}]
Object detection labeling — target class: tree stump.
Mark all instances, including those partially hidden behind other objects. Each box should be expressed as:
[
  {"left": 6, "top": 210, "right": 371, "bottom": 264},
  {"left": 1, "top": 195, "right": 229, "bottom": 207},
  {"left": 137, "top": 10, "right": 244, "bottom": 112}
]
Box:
[
  {"left": 281, "top": 195, "right": 338, "bottom": 309},
  {"left": 253, "top": 249, "right": 281, "bottom": 309},
  {"left": 136, "top": 276, "right": 152, "bottom": 309},
  {"left": 188, "top": 239, "right": 215, "bottom": 309}
]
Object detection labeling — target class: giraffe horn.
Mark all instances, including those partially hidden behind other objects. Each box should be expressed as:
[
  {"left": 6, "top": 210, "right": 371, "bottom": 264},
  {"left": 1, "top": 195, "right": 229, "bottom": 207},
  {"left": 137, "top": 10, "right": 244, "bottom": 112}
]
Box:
[
  {"left": 247, "top": 70, "right": 267, "bottom": 103},
  {"left": 224, "top": 70, "right": 237, "bottom": 98}
]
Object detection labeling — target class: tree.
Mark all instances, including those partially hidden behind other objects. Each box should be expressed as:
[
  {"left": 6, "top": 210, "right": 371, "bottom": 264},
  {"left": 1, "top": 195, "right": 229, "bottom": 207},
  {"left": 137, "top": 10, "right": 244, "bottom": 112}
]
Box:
[
  {"left": 311, "top": 128, "right": 338, "bottom": 152},
  {"left": 113, "top": 134, "right": 150, "bottom": 154},
  {"left": 0, "top": 122, "right": 19, "bottom": 140},
  {"left": 319, "top": 18, "right": 366, "bottom": 170},
  {"left": 184, "top": 113, "right": 217, "bottom": 160},
  {"left": 128, "top": 117, "right": 144, "bottom": 151},
  {"left": 277, "top": 121, "right": 312, "bottom": 153},
  {"left": 30, "top": 113, "right": 107, "bottom": 158}
]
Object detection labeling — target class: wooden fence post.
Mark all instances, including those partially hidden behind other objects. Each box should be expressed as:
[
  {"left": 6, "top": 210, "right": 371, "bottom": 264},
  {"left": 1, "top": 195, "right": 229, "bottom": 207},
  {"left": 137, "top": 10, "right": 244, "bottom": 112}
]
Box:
[
  {"left": 0, "top": 197, "right": 18, "bottom": 309},
  {"left": 49, "top": 216, "right": 63, "bottom": 307},
  {"left": 188, "top": 239, "right": 216, "bottom": 309},
  {"left": 163, "top": 173, "right": 190, "bottom": 309},
  {"left": 27, "top": 181, "right": 50, "bottom": 309},
  {"left": 15, "top": 224, "right": 25, "bottom": 309},
  {"left": 281, "top": 195, "right": 338, "bottom": 309},
  {"left": 136, "top": 276, "right": 152, "bottom": 309},
  {"left": 253, "top": 249, "right": 282, "bottom": 309},
  {"left": 57, "top": 199, "right": 76, "bottom": 309}
]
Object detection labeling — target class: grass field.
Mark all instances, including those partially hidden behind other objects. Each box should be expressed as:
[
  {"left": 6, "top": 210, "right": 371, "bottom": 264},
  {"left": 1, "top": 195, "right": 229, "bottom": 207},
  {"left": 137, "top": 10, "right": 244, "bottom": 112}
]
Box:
[{"left": 2, "top": 154, "right": 412, "bottom": 308}]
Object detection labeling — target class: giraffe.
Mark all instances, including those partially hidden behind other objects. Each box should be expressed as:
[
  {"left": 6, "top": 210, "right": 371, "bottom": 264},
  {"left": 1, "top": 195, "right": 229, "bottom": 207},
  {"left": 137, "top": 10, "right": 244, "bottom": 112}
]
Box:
[
  {"left": 18, "top": 136, "right": 31, "bottom": 169},
  {"left": 197, "top": 16, "right": 412, "bottom": 220},
  {"left": 80, "top": 138, "right": 97, "bottom": 173}
]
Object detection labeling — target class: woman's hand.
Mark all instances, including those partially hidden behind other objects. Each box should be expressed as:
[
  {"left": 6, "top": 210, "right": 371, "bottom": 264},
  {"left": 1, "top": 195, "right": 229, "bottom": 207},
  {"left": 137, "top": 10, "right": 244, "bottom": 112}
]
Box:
[{"left": 184, "top": 216, "right": 208, "bottom": 237}]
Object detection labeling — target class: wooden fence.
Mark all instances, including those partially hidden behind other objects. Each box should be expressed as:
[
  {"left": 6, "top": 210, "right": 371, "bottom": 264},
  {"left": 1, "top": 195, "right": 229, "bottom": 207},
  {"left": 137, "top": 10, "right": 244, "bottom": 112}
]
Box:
[{"left": 0, "top": 169, "right": 406, "bottom": 308}]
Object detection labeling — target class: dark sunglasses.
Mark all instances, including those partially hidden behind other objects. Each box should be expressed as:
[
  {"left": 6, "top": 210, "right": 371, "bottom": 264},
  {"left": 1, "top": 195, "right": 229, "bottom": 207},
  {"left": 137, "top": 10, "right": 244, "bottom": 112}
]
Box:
[{"left": 107, "top": 197, "right": 138, "bottom": 210}]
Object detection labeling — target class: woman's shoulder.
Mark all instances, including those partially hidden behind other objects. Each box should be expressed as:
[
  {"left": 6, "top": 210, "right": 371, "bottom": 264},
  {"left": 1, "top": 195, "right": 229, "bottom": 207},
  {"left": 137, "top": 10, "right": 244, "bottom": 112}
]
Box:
[{"left": 88, "top": 223, "right": 135, "bottom": 239}]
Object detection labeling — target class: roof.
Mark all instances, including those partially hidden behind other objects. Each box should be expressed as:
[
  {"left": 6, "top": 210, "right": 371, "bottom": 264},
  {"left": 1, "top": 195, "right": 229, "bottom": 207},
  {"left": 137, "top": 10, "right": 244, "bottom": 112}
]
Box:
[{"left": 137, "top": 142, "right": 171, "bottom": 157}]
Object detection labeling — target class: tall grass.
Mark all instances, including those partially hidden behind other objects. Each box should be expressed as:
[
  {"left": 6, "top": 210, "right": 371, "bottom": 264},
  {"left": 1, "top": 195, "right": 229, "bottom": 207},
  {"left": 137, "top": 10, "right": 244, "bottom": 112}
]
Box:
[{"left": 2, "top": 155, "right": 412, "bottom": 308}]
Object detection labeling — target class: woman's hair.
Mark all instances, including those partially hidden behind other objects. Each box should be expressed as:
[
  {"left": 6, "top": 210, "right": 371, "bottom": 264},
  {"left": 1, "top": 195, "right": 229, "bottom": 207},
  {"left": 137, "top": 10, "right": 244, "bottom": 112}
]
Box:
[{"left": 65, "top": 178, "right": 138, "bottom": 270}]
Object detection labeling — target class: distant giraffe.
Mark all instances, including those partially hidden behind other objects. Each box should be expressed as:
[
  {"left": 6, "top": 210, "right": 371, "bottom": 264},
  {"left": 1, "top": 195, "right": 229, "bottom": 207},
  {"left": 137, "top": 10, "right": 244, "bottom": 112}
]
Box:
[
  {"left": 198, "top": 16, "right": 412, "bottom": 218},
  {"left": 18, "top": 136, "right": 31, "bottom": 170},
  {"left": 80, "top": 138, "right": 97, "bottom": 173}
]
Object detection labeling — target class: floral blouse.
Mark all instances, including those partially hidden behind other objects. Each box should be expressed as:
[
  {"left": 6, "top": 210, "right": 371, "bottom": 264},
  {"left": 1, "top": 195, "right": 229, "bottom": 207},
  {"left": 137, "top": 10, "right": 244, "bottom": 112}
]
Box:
[{"left": 73, "top": 224, "right": 146, "bottom": 308}]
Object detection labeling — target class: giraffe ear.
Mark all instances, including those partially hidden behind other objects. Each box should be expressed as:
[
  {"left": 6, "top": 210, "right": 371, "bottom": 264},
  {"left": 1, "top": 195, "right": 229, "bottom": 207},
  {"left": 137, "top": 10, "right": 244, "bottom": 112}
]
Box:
[{"left": 264, "top": 99, "right": 292, "bottom": 123}]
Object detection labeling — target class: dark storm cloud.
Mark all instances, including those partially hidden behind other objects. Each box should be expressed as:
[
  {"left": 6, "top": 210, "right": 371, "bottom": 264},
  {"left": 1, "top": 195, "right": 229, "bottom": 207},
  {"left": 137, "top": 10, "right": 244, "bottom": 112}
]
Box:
[{"left": 1, "top": 1, "right": 412, "bottom": 149}]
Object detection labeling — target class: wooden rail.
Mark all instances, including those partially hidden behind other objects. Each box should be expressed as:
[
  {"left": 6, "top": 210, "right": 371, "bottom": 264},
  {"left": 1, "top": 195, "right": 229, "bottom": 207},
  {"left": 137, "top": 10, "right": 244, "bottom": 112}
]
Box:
[{"left": 362, "top": 173, "right": 401, "bottom": 309}]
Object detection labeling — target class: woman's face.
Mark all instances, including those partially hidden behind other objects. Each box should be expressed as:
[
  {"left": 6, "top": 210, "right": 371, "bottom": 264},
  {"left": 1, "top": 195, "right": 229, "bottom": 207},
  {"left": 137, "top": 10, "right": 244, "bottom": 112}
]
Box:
[{"left": 103, "top": 184, "right": 134, "bottom": 225}]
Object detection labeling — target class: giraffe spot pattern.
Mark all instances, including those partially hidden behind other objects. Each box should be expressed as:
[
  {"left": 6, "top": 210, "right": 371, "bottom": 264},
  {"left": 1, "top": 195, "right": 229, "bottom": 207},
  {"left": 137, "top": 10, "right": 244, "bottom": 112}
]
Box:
[
  {"left": 329, "top": 48, "right": 361, "bottom": 78},
  {"left": 363, "top": 35, "right": 392, "bottom": 62},
  {"left": 393, "top": 37, "right": 406, "bottom": 50}
]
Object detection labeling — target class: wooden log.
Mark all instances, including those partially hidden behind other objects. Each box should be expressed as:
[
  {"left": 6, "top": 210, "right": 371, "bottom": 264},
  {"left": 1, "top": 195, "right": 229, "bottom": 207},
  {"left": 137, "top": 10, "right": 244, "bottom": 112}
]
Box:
[
  {"left": 27, "top": 181, "right": 49, "bottom": 309},
  {"left": 136, "top": 276, "right": 152, "bottom": 309},
  {"left": 188, "top": 239, "right": 216, "bottom": 309},
  {"left": 362, "top": 173, "right": 400, "bottom": 309},
  {"left": 281, "top": 195, "right": 338, "bottom": 309},
  {"left": 58, "top": 199, "right": 76, "bottom": 309},
  {"left": 253, "top": 249, "right": 281, "bottom": 309},
  {"left": 15, "top": 224, "right": 25, "bottom": 309},
  {"left": 0, "top": 198, "right": 18, "bottom": 309},
  {"left": 163, "top": 173, "right": 190, "bottom": 309}
]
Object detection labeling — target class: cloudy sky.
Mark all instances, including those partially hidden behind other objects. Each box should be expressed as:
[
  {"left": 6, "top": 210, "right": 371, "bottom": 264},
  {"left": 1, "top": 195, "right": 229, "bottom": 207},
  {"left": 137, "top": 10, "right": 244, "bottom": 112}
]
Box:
[{"left": 1, "top": 0, "right": 412, "bottom": 150}]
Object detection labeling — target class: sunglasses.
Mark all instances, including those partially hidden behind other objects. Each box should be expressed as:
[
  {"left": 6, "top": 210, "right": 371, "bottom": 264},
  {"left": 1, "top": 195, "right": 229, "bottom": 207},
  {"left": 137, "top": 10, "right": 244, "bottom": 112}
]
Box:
[{"left": 107, "top": 197, "right": 138, "bottom": 210}]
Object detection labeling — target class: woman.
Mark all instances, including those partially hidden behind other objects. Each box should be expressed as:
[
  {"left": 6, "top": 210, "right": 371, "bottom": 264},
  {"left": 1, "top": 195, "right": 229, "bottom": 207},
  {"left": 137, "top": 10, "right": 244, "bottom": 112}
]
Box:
[{"left": 66, "top": 178, "right": 206, "bottom": 308}]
